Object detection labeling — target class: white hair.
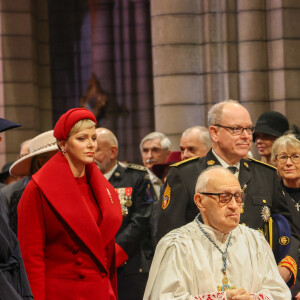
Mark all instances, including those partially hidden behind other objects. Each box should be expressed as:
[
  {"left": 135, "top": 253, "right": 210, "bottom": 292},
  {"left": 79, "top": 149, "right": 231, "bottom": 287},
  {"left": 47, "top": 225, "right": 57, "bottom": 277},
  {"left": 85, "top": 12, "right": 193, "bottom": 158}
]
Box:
[
  {"left": 182, "top": 126, "right": 211, "bottom": 150},
  {"left": 271, "top": 133, "right": 300, "bottom": 162},
  {"left": 207, "top": 100, "right": 239, "bottom": 126},
  {"left": 139, "top": 132, "right": 171, "bottom": 152}
]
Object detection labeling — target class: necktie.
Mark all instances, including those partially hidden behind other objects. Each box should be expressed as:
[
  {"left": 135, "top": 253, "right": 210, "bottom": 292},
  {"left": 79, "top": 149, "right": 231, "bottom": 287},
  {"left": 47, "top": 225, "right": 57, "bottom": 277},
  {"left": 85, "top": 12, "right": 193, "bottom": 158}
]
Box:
[{"left": 227, "top": 166, "right": 237, "bottom": 174}]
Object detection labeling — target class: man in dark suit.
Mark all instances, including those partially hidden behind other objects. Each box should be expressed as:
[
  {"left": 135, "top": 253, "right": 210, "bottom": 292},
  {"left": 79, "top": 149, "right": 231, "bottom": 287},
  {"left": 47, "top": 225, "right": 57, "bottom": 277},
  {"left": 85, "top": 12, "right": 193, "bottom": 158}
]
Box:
[
  {"left": 95, "top": 127, "right": 153, "bottom": 300},
  {"left": 157, "top": 100, "right": 299, "bottom": 288},
  {"left": 0, "top": 118, "right": 33, "bottom": 299}
]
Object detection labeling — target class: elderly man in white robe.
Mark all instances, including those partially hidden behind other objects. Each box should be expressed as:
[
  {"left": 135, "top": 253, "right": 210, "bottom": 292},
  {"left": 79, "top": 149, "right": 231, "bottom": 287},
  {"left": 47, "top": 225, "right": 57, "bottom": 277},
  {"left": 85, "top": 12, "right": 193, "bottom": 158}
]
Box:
[{"left": 143, "top": 166, "right": 291, "bottom": 300}]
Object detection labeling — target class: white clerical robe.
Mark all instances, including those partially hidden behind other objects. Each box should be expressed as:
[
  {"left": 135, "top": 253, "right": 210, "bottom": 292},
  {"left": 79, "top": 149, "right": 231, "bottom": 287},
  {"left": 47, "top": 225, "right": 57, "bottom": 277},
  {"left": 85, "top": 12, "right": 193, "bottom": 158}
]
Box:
[{"left": 143, "top": 221, "right": 291, "bottom": 300}]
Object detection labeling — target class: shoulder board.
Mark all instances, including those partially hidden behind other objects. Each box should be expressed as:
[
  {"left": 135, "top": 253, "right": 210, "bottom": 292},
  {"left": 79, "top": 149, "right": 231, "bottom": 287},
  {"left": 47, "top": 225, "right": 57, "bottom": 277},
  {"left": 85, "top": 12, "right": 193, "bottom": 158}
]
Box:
[
  {"left": 127, "top": 163, "right": 147, "bottom": 172},
  {"left": 171, "top": 156, "right": 199, "bottom": 167},
  {"left": 247, "top": 157, "right": 277, "bottom": 170}
]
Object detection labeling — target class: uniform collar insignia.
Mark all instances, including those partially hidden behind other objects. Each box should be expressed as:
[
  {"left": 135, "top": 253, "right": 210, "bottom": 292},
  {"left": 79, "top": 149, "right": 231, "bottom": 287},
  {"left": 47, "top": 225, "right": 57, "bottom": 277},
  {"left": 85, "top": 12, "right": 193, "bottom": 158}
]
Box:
[
  {"left": 207, "top": 160, "right": 215, "bottom": 166},
  {"left": 243, "top": 162, "right": 249, "bottom": 168}
]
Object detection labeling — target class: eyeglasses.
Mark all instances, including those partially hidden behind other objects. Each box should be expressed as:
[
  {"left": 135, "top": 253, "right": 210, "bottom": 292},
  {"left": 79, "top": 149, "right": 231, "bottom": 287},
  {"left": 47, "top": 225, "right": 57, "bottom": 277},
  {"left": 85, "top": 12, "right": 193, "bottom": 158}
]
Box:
[
  {"left": 200, "top": 192, "right": 245, "bottom": 205},
  {"left": 276, "top": 153, "right": 300, "bottom": 164},
  {"left": 214, "top": 124, "right": 255, "bottom": 136}
]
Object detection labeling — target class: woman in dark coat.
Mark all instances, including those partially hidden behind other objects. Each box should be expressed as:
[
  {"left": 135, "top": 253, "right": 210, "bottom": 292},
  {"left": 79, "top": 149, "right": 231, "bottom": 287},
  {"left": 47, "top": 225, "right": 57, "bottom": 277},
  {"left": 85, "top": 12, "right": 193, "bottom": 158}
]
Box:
[
  {"left": 18, "top": 108, "right": 122, "bottom": 300},
  {"left": 272, "top": 133, "right": 300, "bottom": 300},
  {"left": 0, "top": 117, "right": 33, "bottom": 299}
]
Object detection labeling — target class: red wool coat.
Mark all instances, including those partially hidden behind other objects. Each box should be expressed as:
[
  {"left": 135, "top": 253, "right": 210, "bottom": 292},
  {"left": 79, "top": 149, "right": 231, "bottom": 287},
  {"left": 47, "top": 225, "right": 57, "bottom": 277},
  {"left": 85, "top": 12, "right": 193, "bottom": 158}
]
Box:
[{"left": 17, "top": 152, "right": 122, "bottom": 300}]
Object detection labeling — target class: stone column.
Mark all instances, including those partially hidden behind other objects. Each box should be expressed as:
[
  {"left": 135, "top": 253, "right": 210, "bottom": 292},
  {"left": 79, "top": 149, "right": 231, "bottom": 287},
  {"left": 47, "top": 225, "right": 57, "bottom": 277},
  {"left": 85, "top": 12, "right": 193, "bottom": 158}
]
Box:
[
  {"left": 151, "top": 0, "right": 240, "bottom": 149},
  {"left": 266, "top": 1, "right": 300, "bottom": 124},
  {"left": 0, "top": 0, "right": 52, "bottom": 164},
  {"left": 237, "top": 1, "right": 269, "bottom": 117},
  {"left": 151, "top": 0, "right": 300, "bottom": 149}
]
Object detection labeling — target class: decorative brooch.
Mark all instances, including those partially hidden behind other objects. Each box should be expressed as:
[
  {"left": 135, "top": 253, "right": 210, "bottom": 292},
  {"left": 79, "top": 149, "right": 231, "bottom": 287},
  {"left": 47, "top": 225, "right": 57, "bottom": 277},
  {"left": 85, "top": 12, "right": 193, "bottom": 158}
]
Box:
[{"left": 261, "top": 206, "right": 271, "bottom": 223}]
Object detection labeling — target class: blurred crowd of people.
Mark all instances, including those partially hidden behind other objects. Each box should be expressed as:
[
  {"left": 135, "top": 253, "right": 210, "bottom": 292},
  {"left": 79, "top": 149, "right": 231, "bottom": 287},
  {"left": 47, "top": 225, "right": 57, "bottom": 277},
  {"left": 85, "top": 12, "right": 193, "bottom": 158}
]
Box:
[{"left": 0, "top": 101, "right": 299, "bottom": 299}]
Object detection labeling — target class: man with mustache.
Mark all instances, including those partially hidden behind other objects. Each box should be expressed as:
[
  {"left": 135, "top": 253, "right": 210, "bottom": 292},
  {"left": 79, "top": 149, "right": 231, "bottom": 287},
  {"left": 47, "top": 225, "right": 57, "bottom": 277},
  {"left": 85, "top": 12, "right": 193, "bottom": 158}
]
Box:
[
  {"left": 140, "top": 132, "right": 171, "bottom": 202},
  {"left": 156, "top": 100, "right": 299, "bottom": 288}
]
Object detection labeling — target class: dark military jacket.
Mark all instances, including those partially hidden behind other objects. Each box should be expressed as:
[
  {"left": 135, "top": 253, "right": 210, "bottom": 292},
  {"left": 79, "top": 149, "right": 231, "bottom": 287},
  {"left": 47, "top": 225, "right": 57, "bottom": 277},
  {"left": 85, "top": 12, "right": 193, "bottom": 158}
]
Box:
[
  {"left": 156, "top": 149, "right": 299, "bottom": 286},
  {"left": 109, "top": 163, "right": 154, "bottom": 275}
]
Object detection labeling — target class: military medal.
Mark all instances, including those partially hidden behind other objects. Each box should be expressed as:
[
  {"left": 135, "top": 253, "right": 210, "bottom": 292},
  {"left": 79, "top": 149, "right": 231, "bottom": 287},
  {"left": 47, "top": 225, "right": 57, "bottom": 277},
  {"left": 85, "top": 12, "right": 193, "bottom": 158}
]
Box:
[
  {"left": 261, "top": 205, "right": 271, "bottom": 222},
  {"left": 125, "top": 187, "right": 133, "bottom": 207},
  {"left": 115, "top": 187, "right": 130, "bottom": 216},
  {"left": 195, "top": 214, "right": 236, "bottom": 291}
]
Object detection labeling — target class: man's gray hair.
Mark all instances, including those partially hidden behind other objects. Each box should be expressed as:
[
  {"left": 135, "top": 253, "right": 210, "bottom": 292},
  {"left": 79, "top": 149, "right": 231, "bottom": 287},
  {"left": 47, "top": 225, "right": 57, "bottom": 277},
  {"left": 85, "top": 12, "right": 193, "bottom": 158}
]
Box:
[
  {"left": 195, "top": 166, "right": 233, "bottom": 193},
  {"left": 139, "top": 132, "right": 171, "bottom": 152},
  {"left": 207, "top": 100, "right": 239, "bottom": 126},
  {"left": 182, "top": 126, "right": 212, "bottom": 150}
]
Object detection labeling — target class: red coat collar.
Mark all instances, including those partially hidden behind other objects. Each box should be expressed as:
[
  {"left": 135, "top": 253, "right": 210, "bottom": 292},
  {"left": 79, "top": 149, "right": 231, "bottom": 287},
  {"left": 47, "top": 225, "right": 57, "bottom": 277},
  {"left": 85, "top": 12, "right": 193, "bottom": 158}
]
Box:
[{"left": 32, "top": 152, "right": 122, "bottom": 271}]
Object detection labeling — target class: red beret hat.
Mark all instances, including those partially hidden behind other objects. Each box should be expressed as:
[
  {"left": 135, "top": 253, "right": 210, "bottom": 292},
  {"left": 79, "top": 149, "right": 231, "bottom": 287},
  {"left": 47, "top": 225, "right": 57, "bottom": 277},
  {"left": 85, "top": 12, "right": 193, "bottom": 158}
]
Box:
[{"left": 54, "top": 108, "right": 97, "bottom": 140}]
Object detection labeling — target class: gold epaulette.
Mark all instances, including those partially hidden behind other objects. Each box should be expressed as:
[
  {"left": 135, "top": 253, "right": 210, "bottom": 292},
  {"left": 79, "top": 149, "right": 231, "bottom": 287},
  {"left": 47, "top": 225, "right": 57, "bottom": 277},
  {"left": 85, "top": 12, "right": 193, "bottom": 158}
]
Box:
[
  {"left": 247, "top": 157, "right": 277, "bottom": 170},
  {"left": 171, "top": 156, "right": 199, "bottom": 167},
  {"left": 127, "top": 163, "right": 147, "bottom": 172}
]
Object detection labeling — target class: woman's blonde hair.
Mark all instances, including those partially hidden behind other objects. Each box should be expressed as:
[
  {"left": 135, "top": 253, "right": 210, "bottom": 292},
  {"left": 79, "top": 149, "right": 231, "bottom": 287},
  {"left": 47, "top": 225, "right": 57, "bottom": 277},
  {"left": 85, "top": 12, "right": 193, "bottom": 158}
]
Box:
[
  {"left": 68, "top": 119, "right": 96, "bottom": 138},
  {"left": 271, "top": 133, "right": 300, "bottom": 162}
]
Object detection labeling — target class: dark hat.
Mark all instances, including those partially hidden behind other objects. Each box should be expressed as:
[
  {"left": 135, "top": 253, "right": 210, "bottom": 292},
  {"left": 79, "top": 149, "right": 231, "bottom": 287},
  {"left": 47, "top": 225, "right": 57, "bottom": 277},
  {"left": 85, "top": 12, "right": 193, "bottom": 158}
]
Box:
[
  {"left": 0, "top": 161, "right": 14, "bottom": 182},
  {"left": 253, "top": 111, "right": 289, "bottom": 141},
  {"left": 266, "top": 214, "right": 291, "bottom": 264},
  {"left": 152, "top": 151, "right": 182, "bottom": 180},
  {"left": 0, "top": 118, "right": 21, "bottom": 133},
  {"left": 54, "top": 108, "right": 97, "bottom": 140}
]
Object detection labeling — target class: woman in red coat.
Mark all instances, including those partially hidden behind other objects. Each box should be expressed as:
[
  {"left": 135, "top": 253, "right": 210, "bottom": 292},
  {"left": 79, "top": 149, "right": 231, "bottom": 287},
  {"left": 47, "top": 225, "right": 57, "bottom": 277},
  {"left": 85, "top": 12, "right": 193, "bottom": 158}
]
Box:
[{"left": 17, "top": 108, "right": 122, "bottom": 300}]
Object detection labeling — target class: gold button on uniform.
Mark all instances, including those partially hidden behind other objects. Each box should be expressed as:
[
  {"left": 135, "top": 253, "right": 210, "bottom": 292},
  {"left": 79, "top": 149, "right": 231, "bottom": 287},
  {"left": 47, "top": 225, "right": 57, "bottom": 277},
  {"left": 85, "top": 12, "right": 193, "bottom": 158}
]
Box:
[{"left": 262, "top": 199, "right": 267, "bottom": 204}]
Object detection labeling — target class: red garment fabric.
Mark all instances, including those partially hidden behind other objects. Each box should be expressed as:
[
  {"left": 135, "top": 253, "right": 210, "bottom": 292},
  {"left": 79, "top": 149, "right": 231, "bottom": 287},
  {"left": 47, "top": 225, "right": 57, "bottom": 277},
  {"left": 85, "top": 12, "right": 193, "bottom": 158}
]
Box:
[
  {"left": 18, "top": 152, "right": 122, "bottom": 300},
  {"left": 53, "top": 108, "right": 96, "bottom": 140},
  {"left": 75, "top": 175, "right": 101, "bottom": 225},
  {"left": 115, "top": 243, "right": 128, "bottom": 268}
]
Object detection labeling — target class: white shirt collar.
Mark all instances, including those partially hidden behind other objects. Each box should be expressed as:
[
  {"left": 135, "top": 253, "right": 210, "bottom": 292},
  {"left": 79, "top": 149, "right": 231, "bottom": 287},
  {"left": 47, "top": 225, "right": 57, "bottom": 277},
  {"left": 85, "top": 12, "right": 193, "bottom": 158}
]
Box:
[
  {"left": 103, "top": 163, "right": 118, "bottom": 180},
  {"left": 212, "top": 149, "right": 240, "bottom": 177}
]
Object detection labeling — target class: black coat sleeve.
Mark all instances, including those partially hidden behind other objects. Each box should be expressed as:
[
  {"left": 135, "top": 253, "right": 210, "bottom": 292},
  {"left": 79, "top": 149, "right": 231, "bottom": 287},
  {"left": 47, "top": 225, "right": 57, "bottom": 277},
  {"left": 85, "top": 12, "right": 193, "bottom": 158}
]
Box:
[
  {"left": 156, "top": 166, "right": 194, "bottom": 243},
  {"left": 115, "top": 172, "right": 153, "bottom": 258}
]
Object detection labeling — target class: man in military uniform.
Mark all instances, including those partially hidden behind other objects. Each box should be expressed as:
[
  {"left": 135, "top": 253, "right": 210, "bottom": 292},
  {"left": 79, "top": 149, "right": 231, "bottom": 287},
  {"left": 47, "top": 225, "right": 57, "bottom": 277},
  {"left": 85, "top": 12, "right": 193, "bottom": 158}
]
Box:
[
  {"left": 139, "top": 131, "right": 171, "bottom": 201},
  {"left": 157, "top": 100, "right": 299, "bottom": 288},
  {"left": 95, "top": 128, "right": 153, "bottom": 300}
]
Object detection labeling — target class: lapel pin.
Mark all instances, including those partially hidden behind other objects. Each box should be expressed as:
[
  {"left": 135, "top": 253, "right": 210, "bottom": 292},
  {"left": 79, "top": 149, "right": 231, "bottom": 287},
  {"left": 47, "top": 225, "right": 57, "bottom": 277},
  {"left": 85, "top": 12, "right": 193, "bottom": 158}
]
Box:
[{"left": 106, "top": 188, "right": 113, "bottom": 204}]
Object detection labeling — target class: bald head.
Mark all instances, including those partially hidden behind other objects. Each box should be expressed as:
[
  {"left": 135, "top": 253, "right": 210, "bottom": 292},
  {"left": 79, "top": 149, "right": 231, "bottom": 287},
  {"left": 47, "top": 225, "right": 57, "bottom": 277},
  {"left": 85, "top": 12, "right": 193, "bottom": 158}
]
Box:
[
  {"left": 96, "top": 128, "right": 118, "bottom": 147},
  {"left": 180, "top": 126, "right": 211, "bottom": 160},
  {"left": 94, "top": 128, "right": 118, "bottom": 174},
  {"left": 194, "top": 166, "right": 242, "bottom": 233}
]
